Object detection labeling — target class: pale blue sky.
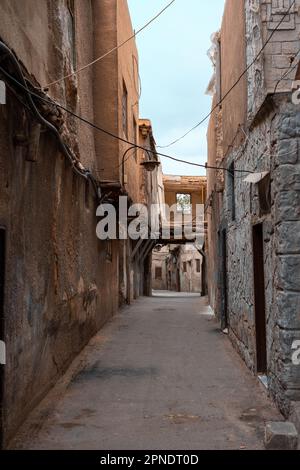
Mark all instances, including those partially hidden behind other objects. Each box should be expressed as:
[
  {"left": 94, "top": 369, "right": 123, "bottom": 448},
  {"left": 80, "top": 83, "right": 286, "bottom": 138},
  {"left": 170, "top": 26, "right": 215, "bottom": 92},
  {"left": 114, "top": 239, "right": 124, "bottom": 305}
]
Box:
[{"left": 128, "top": 0, "right": 224, "bottom": 176}]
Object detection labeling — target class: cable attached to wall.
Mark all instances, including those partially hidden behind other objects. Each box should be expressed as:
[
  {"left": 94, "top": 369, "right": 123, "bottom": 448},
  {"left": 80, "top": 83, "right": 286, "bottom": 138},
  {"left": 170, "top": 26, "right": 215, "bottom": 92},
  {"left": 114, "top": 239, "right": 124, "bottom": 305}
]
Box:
[
  {"left": 44, "top": 0, "right": 176, "bottom": 89},
  {"left": 156, "top": 0, "right": 296, "bottom": 149},
  {"left": 0, "top": 41, "right": 101, "bottom": 201}
]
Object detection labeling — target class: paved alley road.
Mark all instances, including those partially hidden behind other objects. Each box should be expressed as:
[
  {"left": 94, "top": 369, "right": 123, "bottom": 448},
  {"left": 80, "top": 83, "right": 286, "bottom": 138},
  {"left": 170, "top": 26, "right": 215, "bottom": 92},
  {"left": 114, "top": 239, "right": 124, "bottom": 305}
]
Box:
[{"left": 12, "top": 293, "right": 281, "bottom": 450}]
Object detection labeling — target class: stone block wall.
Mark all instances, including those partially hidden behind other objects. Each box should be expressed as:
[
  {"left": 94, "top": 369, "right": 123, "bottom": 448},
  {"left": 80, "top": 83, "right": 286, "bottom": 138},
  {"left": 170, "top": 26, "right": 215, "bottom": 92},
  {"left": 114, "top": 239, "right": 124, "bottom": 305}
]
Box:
[
  {"left": 223, "top": 95, "right": 300, "bottom": 415},
  {"left": 245, "top": 0, "right": 300, "bottom": 120},
  {"left": 207, "top": 0, "right": 300, "bottom": 416},
  {"left": 271, "top": 99, "right": 300, "bottom": 414}
]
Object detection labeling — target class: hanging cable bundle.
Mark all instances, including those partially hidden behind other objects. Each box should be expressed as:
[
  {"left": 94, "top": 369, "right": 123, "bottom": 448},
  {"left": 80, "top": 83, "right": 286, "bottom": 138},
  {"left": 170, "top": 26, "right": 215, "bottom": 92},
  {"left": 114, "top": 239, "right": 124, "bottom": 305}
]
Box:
[{"left": 0, "top": 41, "right": 101, "bottom": 201}]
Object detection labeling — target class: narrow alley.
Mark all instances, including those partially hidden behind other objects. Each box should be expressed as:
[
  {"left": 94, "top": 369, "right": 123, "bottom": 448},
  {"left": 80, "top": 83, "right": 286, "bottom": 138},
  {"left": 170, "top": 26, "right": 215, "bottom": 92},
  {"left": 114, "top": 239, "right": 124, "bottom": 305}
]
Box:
[
  {"left": 1, "top": 0, "right": 300, "bottom": 458},
  {"left": 11, "top": 294, "right": 281, "bottom": 451}
]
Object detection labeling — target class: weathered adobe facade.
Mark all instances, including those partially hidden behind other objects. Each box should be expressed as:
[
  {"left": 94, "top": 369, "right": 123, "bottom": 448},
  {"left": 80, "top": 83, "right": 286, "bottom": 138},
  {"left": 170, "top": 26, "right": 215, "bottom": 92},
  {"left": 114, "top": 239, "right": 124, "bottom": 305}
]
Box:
[
  {"left": 0, "top": 0, "right": 161, "bottom": 447},
  {"left": 206, "top": 0, "right": 300, "bottom": 416}
]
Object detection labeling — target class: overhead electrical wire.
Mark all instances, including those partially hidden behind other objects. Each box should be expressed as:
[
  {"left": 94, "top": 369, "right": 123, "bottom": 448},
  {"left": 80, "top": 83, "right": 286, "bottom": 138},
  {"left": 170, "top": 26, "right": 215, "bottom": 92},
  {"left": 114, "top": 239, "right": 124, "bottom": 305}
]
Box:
[
  {"left": 1, "top": 2, "right": 294, "bottom": 180},
  {"left": 2, "top": 4, "right": 298, "bottom": 216},
  {"left": 218, "top": 113, "right": 300, "bottom": 179},
  {"left": 2, "top": 5, "right": 295, "bottom": 176},
  {"left": 44, "top": 0, "right": 176, "bottom": 89},
  {"left": 0, "top": 64, "right": 254, "bottom": 174},
  {"left": 156, "top": 0, "right": 296, "bottom": 149},
  {"left": 274, "top": 51, "right": 300, "bottom": 93}
]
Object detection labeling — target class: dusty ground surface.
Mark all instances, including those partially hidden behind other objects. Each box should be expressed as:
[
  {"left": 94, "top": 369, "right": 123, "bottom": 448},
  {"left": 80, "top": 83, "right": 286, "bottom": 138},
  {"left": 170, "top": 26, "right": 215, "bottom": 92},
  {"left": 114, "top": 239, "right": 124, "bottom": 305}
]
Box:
[{"left": 10, "top": 293, "right": 282, "bottom": 450}]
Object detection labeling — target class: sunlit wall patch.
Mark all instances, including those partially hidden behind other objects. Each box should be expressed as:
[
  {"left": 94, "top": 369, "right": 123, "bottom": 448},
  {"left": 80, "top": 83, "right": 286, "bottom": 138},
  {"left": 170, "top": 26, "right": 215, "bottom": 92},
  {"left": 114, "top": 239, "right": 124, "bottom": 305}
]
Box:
[
  {"left": 292, "top": 81, "right": 300, "bottom": 105},
  {"left": 0, "top": 341, "right": 5, "bottom": 365},
  {"left": 0, "top": 80, "right": 5, "bottom": 105},
  {"left": 292, "top": 340, "right": 300, "bottom": 366}
]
